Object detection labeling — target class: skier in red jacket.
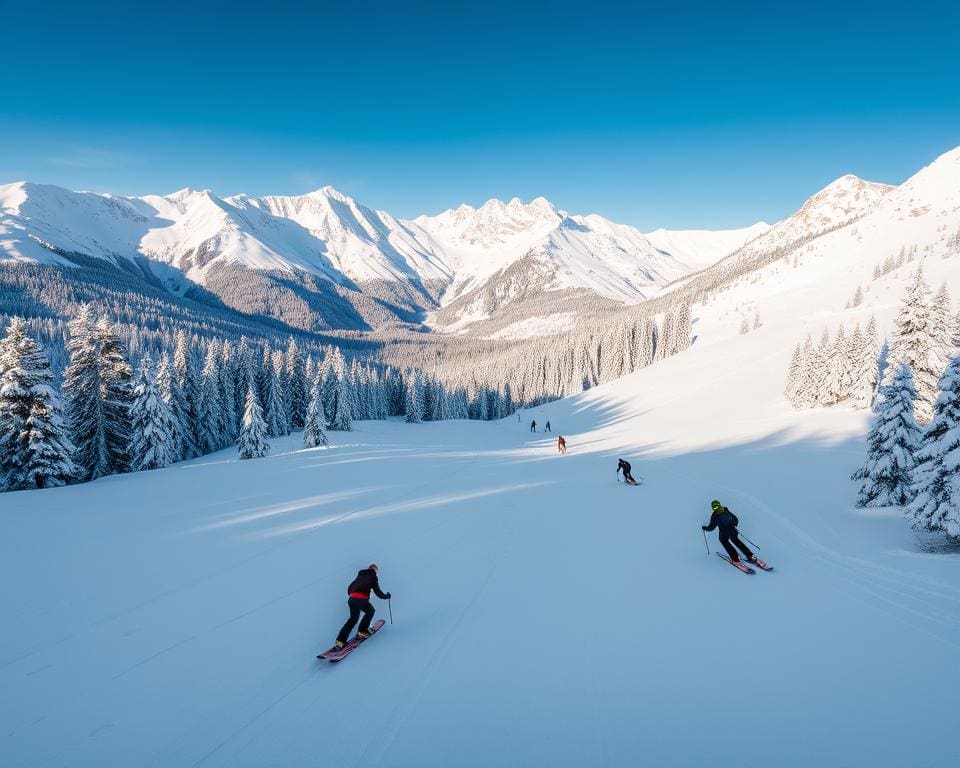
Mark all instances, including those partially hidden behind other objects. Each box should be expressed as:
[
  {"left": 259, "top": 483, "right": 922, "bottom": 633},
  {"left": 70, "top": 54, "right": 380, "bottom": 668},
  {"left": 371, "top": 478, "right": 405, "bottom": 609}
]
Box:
[
  {"left": 334, "top": 564, "right": 391, "bottom": 649},
  {"left": 558, "top": 435, "right": 566, "bottom": 454}
]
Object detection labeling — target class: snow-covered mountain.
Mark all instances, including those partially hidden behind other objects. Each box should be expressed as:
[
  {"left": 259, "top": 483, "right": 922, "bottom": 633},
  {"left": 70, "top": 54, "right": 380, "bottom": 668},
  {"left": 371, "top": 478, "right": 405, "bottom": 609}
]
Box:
[
  {"left": 0, "top": 183, "right": 757, "bottom": 332},
  {"left": 645, "top": 222, "right": 770, "bottom": 272}
]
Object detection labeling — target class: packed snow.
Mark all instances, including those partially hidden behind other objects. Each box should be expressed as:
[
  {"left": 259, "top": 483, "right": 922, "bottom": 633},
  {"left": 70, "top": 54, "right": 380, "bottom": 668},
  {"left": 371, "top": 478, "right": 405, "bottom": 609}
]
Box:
[{"left": 2, "top": 292, "right": 959, "bottom": 766}]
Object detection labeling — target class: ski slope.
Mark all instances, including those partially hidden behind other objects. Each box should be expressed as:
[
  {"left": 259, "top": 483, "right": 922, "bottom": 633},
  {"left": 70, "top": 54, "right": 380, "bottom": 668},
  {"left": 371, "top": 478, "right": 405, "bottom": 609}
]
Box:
[{"left": 2, "top": 328, "right": 959, "bottom": 767}]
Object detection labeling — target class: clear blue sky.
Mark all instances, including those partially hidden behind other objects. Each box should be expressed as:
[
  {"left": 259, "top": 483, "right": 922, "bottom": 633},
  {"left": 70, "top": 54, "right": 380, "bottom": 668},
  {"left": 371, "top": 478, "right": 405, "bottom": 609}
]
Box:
[{"left": 2, "top": 0, "right": 959, "bottom": 229}]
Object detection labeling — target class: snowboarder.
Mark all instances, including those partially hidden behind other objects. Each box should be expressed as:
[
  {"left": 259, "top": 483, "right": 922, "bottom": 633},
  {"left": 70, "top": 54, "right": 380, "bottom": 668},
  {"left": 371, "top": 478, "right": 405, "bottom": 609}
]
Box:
[
  {"left": 530, "top": 420, "right": 537, "bottom": 432},
  {"left": 334, "top": 564, "right": 391, "bottom": 649},
  {"left": 702, "top": 500, "right": 757, "bottom": 565},
  {"left": 616, "top": 458, "right": 638, "bottom": 485},
  {"left": 557, "top": 435, "right": 566, "bottom": 454},
  {"left": 545, "top": 421, "right": 551, "bottom": 432}
]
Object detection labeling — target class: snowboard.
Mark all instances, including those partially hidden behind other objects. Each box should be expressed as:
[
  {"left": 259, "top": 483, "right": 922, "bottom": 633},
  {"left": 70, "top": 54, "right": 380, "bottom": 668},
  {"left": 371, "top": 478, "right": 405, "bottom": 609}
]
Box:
[
  {"left": 317, "top": 619, "right": 385, "bottom": 662},
  {"left": 716, "top": 553, "right": 755, "bottom": 574}
]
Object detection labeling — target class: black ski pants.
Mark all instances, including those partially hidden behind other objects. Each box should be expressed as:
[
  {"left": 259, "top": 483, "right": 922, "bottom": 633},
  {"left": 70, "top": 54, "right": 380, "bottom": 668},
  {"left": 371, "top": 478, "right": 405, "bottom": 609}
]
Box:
[
  {"left": 623, "top": 470, "right": 637, "bottom": 484},
  {"left": 720, "top": 531, "right": 753, "bottom": 563},
  {"left": 337, "top": 596, "right": 375, "bottom": 643}
]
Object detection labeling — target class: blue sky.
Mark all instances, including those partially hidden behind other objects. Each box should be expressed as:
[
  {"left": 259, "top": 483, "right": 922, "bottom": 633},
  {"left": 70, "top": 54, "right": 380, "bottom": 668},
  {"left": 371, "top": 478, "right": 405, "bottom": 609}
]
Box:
[{"left": 2, "top": 0, "right": 958, "bottom": 229}]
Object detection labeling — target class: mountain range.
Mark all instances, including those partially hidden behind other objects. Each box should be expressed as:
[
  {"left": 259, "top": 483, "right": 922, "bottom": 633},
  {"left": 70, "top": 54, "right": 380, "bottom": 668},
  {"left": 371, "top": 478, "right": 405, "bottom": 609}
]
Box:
[
  {"left": 3, "top": 145, "right": 959, "bottom": 340},
  {"left": 0, "top": 180, "right": 765, "bottom": 334}
]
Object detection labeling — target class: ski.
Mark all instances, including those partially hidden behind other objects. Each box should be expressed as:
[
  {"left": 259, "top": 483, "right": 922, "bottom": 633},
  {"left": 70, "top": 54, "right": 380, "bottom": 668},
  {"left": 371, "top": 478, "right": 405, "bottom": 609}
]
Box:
[
  {"left": 716, "top": 553, "right": 755, "bottom": 574},
  {"left": 748, "top": 557, "right": 773, "bottom": 571},
  {"left": 317, "top": 619, "right": 385, "bottom": 662}
]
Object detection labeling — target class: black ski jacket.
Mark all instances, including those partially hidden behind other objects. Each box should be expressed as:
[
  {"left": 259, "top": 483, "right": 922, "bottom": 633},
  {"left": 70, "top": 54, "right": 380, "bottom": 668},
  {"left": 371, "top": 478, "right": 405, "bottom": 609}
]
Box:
[
  {"left": 704, "top": 507, "right": 739, "bottom": 534},
  {"left": 347, "top": 568, "right": 389, "bottom": 600},
  {"left": 617, "top": 459, "right": 632, "bottom": 476}
]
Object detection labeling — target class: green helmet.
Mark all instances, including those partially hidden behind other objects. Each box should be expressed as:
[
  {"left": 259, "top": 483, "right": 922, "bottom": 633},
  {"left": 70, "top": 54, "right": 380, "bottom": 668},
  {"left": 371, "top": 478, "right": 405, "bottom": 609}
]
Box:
[{"left": 711, "top": 499, "right": 722, "bottom": 511}]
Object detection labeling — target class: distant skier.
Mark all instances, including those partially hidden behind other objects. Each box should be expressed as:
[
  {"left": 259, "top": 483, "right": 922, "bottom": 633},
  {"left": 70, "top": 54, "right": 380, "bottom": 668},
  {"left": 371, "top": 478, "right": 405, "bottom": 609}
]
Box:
[
  {"left": 545, "top": 421, "right": 551, "bottom": 432},
  {"left": 702, "top": 500, "right": 757, "bottom": 565},
  {"left": 530, "top": 420, "right": 537, "bottom": 432},
  {"left": 557, "top": 435, "right": 566, "bottom": 454},
  {"left": 334, "top": 564, "right": 391, "bottom": 650},
  {"left": 616, "top": 458, "right": 638, "bottom": 485}
]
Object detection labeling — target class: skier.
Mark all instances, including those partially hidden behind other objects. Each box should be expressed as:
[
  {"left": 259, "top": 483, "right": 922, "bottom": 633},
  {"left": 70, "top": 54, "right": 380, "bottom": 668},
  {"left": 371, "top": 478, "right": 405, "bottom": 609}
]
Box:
[
  {"left": 616, "top": 458, "right": 638, "bottom": 485},
  {"left": 557, "top": 435, "right": 566, "bottom": 454},
  {"left": 334, "top": 563, "right": 391, "bottom": 649},
  {"left": 702, "top": 500, "right": 758, "bottom": 566},
  {"left": 530, "top": 420, "right": 537, "bottom": 432},
  {"left": 545, "top": 420, "right": 551, "bottom": 432}
]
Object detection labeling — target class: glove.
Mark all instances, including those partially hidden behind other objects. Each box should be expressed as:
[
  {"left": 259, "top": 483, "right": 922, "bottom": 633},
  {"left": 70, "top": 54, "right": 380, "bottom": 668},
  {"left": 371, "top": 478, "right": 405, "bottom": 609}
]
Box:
[
  {"left": 701, "top": 526, "right": 708, "bottom": 531},
  {"left": 384, "top": 592, "right": 392, "bottom": 600}
]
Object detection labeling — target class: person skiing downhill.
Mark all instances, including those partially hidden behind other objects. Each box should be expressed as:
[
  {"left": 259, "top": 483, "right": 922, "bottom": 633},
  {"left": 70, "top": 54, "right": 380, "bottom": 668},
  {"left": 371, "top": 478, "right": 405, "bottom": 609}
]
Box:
[
  {"left": 545, "top": 421, "right": 552, "bottom": 432},
  {"left": 557, "top": 435, "right": 566, "bottom": 454},
  {"left": 530, "top": 420, "right": 537, "bottom": 432},
  {"left": 616, "top": 458, "right": 638, "bottom": 485},
  {"left": 702, "top": 500, "right": 757, "bottom": 565},
  {"left": 334, "top": 564, "right": 391, "bottom": 649}
]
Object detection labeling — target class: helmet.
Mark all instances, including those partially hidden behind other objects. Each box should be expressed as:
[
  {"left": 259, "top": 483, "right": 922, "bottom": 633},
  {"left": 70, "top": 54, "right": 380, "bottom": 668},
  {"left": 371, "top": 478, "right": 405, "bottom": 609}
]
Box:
[{"left": 710, "top": 500, "right": 722, "bottom": 511}]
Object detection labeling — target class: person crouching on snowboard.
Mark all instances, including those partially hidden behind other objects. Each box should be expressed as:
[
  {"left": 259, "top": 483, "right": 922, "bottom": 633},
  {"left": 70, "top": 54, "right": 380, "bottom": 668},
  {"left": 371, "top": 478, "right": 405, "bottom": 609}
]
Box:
[
  {"left": 617, "top": 458, "right": 638, "bottom": 485},
  {"left": 702, "top": 500, "right": 758, "bottom": 565},
  {"left": 335, "top": 563, "right": 391, "bottom": 649}
]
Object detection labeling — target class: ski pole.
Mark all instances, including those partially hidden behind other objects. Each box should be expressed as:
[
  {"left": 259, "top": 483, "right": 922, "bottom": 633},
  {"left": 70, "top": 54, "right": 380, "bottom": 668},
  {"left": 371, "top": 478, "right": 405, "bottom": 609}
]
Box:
[
  {"left": 739, "top": 532, "right": 759, "bottom": 550},
  {"left": 388, "top": 598, "right": 393, "bottom": 625},
  {"left": 702, "top": 528, "right": 710, "bottom": 555}
]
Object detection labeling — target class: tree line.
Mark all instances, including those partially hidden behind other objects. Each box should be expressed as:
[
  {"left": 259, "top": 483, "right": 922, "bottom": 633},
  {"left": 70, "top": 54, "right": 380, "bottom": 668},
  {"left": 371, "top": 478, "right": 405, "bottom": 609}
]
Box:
[
  {"left": 0, "top": 305, "right": 516, "bottom": 491},
  {"left": 851, "top": 268, "right": 960, "bottom": 538}
]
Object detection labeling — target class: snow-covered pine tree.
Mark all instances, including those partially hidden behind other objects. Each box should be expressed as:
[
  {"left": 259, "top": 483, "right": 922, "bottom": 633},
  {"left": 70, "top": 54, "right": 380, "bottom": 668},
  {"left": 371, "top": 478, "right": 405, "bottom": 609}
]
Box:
[
  {"left": 219, "top": 340, "right": 237, "bottom": 445},
  {"left": 93, "top": 317, "right": 134, "bottom": 474},
  {"left": 889, "top": 267, "right": 938, "bottom": 424},
  {"left": 673, "top": 302, "right": 693, "bottom": 354},
  {"left": 848, "top": 324, "right": 874, "bottom": 409},
  {"left": 303, "top": 379, "right": 329, "bottom": 448},
  {"left": 326, "top": 369, "right": 353, "bottom": 431},
  {"left": 812, "top": 328, "right": 831, "bottom": 406},
  {"left": 63, "top": 308, "right": 134, "bottom": 481},
  {"left": 930, "top": 282, "right": 954, "bottom": 373},
  {"left": 196, "top": 342, "right": 224, "bottom": 453},
  {"left": 907, "top": 354, "right": 960, "bottom": 536},
  {"left": 173, "top": 329, "right": 201, "bottom": 458},
  {"left": 263, "top": 350, "right": 289, "bottom": 437},
  {"left": 129, "top": 355, "right": 177, "bottom": 471},
  {"left": 156, "top": 351, "right": 185, "bottom": 461},
  {"left": 784, "top": 343, "right": 803, "bottom": 406},
  {"left": 404, "top": 370, "right": 423, "bottom": 423},
  {"left": 823, "top": 324, "right": 851, "bottom": 405},
  {"left": 238, "top": 386, "right": 270, "bottom": 460},
  {"left": 852, "top": 363, "right": 922, "bottom": 507},
  {"left": 0, "top": 318, "right": 77, "bottom": 489},
  {"left": 739, "top": 317, "right": 750, "bottom": 335},
  {"left": 285, "top": 338, "right": 308, "bottom": 430}
]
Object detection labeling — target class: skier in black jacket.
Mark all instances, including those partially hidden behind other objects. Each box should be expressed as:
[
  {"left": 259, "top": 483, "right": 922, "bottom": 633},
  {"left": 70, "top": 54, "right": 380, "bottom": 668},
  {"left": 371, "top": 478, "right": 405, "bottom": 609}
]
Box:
[
  {"left": 702, "top": 500, "right": 756, "bottom": 564},
  {"left": 335, "top": 564, "right": 391, "bottom": 648},
  {"left": 616, "top": 458, "right": 638, "bottom": 485}
]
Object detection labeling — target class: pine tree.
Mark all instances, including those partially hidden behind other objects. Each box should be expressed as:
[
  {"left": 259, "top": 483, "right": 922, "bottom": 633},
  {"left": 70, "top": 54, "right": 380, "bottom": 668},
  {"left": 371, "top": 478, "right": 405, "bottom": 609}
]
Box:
[
  {"left": 129, "top": 355, "right": 177, "bottom": 471},
  {"left": 157, "top": 351, "right": 185, "bottom": 461},
  {"left": 930, "top": 282, "right": 954, "bottom": 373},
  {"left": 404, "top": 370, "right": 423, "bottom": 423},
  {"left": 173, "top": 329, "right": 201, "bottom": 458},
  {"left": 63, "top": 308, "right": 133, "bottom": 481},
  {"left": 327, "top": 369, "right": 353, "bottom": 431},
  {"left": 196, "top": 342, "right": 224, "bottom": 453},
  {"left": 852, "top": 364, "right": 922, "bottom": 507},
  {"left": 906, "top": 355, "right": 960, "bottom": 536},
  {"left": 0, "top": 318, "right": 77, "bottom": 489},
  {"left": 264, "top": 351, "right": 289, "bottom": 437},
  {"left": 285, "top": 338, "right": 308, "bottom": 430},
  {"left": 784, "top": 343, "right": 803, "bottom": 406},
  {"left": 823, "top": 324, "right": 851, "bottom": 405},
  {"left": 303, "top": 379, "right": 329, "bottom": 448},
  {"left": 889, "top": 267, "right": 939, "bottom": 424},
  {"left": 238, "top": 386, "right": 270, "bottom": 460}
]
